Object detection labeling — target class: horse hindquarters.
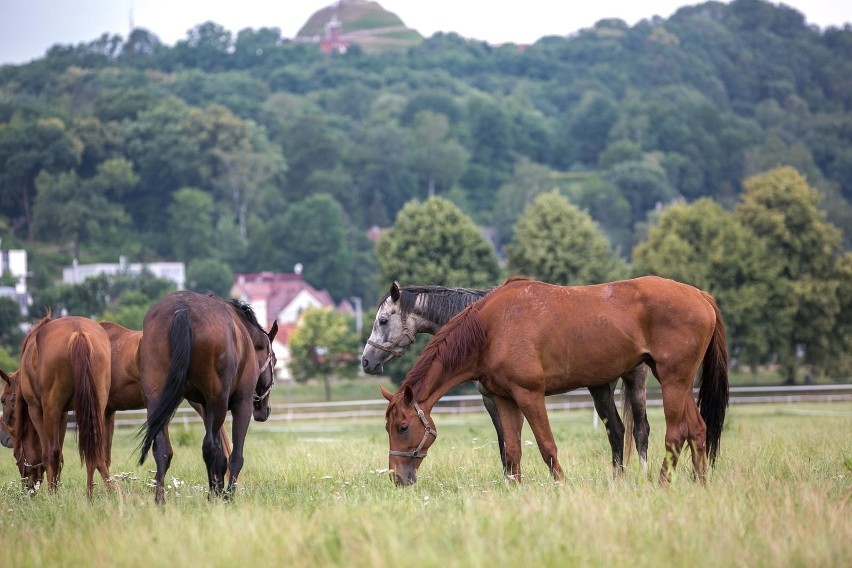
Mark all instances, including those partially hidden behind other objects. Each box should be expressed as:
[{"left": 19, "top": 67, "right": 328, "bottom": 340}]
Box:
[{"left": 139, "top": 309, "right": 193, "bottom": 504}]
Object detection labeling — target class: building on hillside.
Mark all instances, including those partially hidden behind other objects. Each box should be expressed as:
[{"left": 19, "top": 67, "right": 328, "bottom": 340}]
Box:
[
  {"left": 0, "top": 247, "right": 31, "bottom": 316},
  {"left": 230, "top": 271, "right": 343, "bottom": 380},
  {"left": 62, "top": 257, "right": 185, "bottom": 289},
  {"left": 320, "top": 13, "right": 349, "bottom": 54}
]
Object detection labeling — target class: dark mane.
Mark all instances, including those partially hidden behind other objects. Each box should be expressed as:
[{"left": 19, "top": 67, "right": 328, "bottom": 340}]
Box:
[
  {"left": 400, "top": 301, "right": 487, "bottom": 399},
  {"left": 380, "top": 285, "right": 490, "bottom": 326},
  {"left": 502, "top": 275, "right": 532, "bottom": 285},
  {"left": 227, "top": 297, "right": 263, "bottom": 332}
]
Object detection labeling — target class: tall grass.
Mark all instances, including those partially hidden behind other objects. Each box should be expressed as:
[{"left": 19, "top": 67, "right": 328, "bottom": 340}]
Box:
[{"left": 0, "top": 403, "right": 849, "bottom": 567}]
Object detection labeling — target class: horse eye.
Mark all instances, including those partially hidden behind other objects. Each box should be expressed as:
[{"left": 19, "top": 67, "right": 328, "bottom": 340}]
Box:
[
  {"left": 398, "top": 423, "right": 409, "bottom": 433},
  {"left": 379, "top": 317, "right": 388, "bottom": 326}
]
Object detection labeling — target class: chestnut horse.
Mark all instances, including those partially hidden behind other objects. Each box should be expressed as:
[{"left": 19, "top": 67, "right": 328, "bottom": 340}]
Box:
[
  {"left": 98, "top": 321, "right": 232, "bottom": 470},
  {"left": 137, "top": 292, "right": 277, "bottom": 504},
  {"left": 362, "top": 282, "right": 651, "bottom": 475},
  {"left": 1, "top": 313, "right": 113, "bottom": 498},
  {"left": 381, "top": 276, "right": 728, "bottom": 486}
]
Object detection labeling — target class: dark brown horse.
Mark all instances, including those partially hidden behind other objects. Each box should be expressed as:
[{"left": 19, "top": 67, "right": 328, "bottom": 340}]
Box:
[
  {"left": 0, "top": 312, "right": 113, "bottom": 497},
  {"left": 1, "top": 369, "right": 44, "bottom": 492},
  {"left": 381, "top": 276, "right": 728, "bottom": 486},
  {"left": 137, "top": 291, "right": 277, "bottom": 504},
  {"left": 98, "top": 321, "right": 232, "bottom": 470},
  {"left": 362, "top": 282, "right": 651, "bottom": 475}
]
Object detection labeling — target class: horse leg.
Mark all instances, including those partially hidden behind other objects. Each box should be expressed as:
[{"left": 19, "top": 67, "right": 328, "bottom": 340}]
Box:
[
  {"left": 225, "top": 401, "right": 251, "bottom": 498},
  {"left": 192, "top": 401, "right": 232, "bottom": 478},
  {"left": 493, "top": 395, "right": 524, "bottom": 480},
  {"left": 657, "top": 380, "right": 692, "bottom": 486},
  {"left": 622, "top": 365, "right": 651, "bottom": 476},
  {"left": 685, "top": 397, "right": 709, "bottom": 483},
  {"left": 201, "top": 402, "right": 228, "bottom": 499},
  {"left": 513, "top": 392, "right": 564, "bottom": 481},
  {"left": 476, "top": 381, "right": 507, "bottom": 470},
  {"left": 588, "top": 381, "right": 625, "bottom": 478},
  {"left": 104, "top": 409, "right": 116, "bottom": 469},
  {"left": 151, "top": 426, "right": 173, "bottom": 505},
  {"left": 36, "top": 406, "right": 64, "bottom": 493}
]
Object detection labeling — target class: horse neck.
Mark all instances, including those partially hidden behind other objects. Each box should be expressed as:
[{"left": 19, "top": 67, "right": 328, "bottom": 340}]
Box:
[
  {"left": 409, "top": 288, "right": 486, "bottom": 334},
  {"left": 418, "top": 360, "right": 477, "bottom": 412}
]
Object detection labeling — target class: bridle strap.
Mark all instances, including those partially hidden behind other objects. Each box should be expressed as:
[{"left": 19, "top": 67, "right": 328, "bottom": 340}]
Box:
[
  {"left": 367, "top": 327, "right": 416, "bottom": 358},
  {"left": 389, "top": 401, "right": 437, "bottom": 460},
  {"left": 253, "top": 334, "right": 275, "bottom": 404}
]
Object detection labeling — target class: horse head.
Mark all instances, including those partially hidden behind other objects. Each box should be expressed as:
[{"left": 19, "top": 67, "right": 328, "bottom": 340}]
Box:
[
  {"left": 381, "top": 384, "right": 437, "bottom": 487},
  {"left": 252, "top": 321, "right": 278, "bottom": 422},
  {"left": 362, "top": 282, "right": 417, "bottom": 374},
  {"left": 0, "top": 368, "right": 43, "bottom": 490},
  {"left": 0, "top": 368, "right": 16, "bottom": 449}
]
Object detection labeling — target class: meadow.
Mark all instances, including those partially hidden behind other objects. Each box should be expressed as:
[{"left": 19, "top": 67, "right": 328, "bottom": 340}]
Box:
[{"left": 0, "top": 401, "right": 849, "bottom": 568}]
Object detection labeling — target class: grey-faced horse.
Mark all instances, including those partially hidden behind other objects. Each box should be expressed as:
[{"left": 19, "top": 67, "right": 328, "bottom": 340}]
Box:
[{"left": 361, "top": 282, "right": 651, "bottom": 476}]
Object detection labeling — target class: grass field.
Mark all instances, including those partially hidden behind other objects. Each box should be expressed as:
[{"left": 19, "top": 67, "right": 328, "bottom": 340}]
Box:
[{"left": 0, "top": 402, "right": 849, "bottom": 567}]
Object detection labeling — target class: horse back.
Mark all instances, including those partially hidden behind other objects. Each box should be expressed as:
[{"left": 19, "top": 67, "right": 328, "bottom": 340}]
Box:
[
  {"left": 100, "top": 321, "right": 145, "bottom": 411},
  {"left": 478, "top": 277, "right": 718, "bottom": 390},
  {"left": 140, "top": 291, "right": 255, "bottom": 398}
]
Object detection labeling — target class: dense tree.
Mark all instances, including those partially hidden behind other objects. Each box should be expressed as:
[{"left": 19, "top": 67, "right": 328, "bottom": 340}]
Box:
[
  {"left": 185, "top": 258, "right": 233, "bottom": 297},
  {"left": 408, "top": 111, "right": 469, "bottom": 197},
  {"left": 376, "top": 197, "right": 501, "bottom": 288},
  {"left": 505, "top": 190, "right": 626, "bottom": 285},
  {"left": 0, "top": 116, "right": 81, "bottom": 239},
  {"left": 288, "top": 307, "right": 360, "bottom": 400},
  {"left": 254, "top": 194, "right": 353, "bottom": 300},
  {"left": 32, "top": 158, "right": 135, "bottom": 258},
  {"left": 492, "top": 158, "right": 558, "bottom": 248},
  {"left": 0, "top": 296, "right": 24, "bottom": 355},
  {"left": 168, "top": 187, "right": 215, "bottom": 261},
  {"left": 736, "top": 167, "right": 845, "bottom": 382}
]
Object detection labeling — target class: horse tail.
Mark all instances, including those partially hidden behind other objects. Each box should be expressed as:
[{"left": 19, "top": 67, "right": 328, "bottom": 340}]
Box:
[
  {"left": 138, "top": 309, "right": 193, "bottom": 465},
  {"left": 621, "top": 384, "right": 635, "bottom": 465},
  {"left": 69, "top": 331, "right": 106, "bottom": 467},
  {"left": 697, "top": 292, "right": 729, "bottom": 466}
]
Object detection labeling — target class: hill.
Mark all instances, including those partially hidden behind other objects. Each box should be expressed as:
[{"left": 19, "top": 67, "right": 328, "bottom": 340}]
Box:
[{"left": 295, "top": 0, "right": 423, "bottom": 53}]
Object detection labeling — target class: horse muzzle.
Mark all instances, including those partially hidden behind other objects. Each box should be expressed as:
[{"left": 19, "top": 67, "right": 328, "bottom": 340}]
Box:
[
  {"left": 362, "top": 356, "right": 384, "bottom": 375},
  {"left": 390, "top": 466, "right": 417, "bottom": 487},
  {"left": 253, "top": 403, "right": 270, "bottom": 422},
  {"left": 0, "top": 422, "right": 13, "bottom": 449}
]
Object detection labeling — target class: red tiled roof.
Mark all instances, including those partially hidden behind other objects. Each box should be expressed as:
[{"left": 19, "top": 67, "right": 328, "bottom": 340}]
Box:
[{"left": 230, "top": 272, "right": 334, "bottom": 330}]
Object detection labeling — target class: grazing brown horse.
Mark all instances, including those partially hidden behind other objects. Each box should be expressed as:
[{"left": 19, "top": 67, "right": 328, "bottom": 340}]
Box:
[
  {"left": 98, "top": 321, "right": 232, "bottom": 470},
  {"left": 362, "top": 282, "right": 651, "bottom": 475},
  {"left": 137, "top": 292, "right": 277, "bottom": 504},
  {"left": 1, "top": 370, "right": 45, "bottom": 491},
  {"left": 1, "top": 313, "right": 113, "bottom": 497},
  {"left": 381, "top": 276, "right": 728, "bottom": 487}
]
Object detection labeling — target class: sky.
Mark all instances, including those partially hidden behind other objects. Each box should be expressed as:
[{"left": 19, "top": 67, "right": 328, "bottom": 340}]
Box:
[{"left": 1, "top": 0, "right": 851, "bottom": 65}]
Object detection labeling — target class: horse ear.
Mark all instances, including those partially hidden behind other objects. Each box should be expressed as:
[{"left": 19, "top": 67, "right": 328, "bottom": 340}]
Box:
[
  {"left": 268, "top": 320, "right": 279, "bottom": 341},
  {"left": 379, "top": 384, "right": 394, "bottom": 401},
  {"left": 390, "top": 282, "right": 401, "bottom": 302},
  {"left": 0, "top": 369, "right": 8, "bottom": 384},
  {"left": 403, "top": 385, "right": 414, "bottom": 406}
]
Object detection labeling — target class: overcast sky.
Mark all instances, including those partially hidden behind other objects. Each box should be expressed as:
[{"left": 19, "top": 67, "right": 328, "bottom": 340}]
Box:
[{"left": 1, "top": 0, "right": 850, "bottom": 65}]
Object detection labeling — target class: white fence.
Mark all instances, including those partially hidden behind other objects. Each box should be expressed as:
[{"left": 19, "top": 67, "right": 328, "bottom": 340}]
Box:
[{"left": 108, "top": 384, "right": 852, "bottom": 428}]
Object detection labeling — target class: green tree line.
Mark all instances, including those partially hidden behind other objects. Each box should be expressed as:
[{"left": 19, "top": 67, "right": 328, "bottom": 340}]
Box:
[{"left": 1, "top": 0, "right": 850, "bottom": 383}]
